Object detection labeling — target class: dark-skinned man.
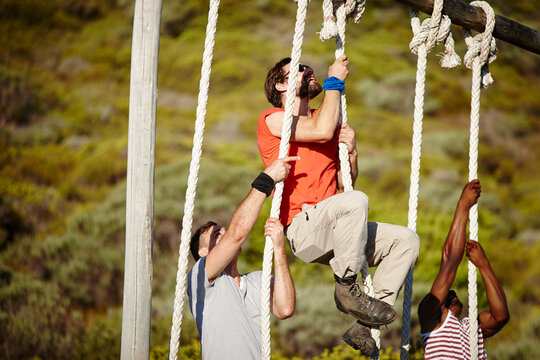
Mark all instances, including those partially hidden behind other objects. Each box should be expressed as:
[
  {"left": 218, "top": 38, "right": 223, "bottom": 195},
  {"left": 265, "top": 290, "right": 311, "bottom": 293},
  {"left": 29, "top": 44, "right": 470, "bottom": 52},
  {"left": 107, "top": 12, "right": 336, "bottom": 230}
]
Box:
[{"left": 419, "top": 179, "right": 510, "bottom": 359}]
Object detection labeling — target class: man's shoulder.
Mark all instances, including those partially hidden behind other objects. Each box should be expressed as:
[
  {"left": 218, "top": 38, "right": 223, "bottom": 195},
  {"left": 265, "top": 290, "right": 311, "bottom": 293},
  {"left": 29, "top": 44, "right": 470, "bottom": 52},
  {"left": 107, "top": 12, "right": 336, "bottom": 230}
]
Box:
[
  {"left": 243, "top": 271, "right": 263, "bottom": 286},
  {"left": 243, "top": 270, "right": 262, "bottom": 280},
  {"left": 261, "top": 108, "right": 284, "bottom": 123},
  {"left": 188, "top": 257, "right": 213, "bottom": 286},
  {"left": 261, "top": 107, "right": 285, "bottom": 116}
]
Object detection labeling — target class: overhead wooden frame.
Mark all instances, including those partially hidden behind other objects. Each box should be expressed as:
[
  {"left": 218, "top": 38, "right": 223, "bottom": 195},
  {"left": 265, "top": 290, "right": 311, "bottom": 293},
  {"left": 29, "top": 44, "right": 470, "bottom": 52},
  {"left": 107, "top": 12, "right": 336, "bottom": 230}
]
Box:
[{"left": 394, "top": 0, "right": 540, "bottom": 55}]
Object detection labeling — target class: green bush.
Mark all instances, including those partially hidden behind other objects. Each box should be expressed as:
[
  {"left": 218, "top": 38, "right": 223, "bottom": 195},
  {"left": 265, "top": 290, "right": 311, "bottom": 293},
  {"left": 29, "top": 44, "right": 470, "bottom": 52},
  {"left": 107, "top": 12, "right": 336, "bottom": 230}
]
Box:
[{"left": 0, "top": 274, "right": 81, "bottom": 360}]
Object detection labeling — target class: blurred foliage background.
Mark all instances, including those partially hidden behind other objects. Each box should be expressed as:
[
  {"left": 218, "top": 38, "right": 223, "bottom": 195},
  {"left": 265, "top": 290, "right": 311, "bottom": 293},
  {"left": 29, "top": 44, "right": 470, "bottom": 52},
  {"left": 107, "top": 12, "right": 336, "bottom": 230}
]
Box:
[{"left": 1, "top": 0, "right": 539, "bottom": 358}]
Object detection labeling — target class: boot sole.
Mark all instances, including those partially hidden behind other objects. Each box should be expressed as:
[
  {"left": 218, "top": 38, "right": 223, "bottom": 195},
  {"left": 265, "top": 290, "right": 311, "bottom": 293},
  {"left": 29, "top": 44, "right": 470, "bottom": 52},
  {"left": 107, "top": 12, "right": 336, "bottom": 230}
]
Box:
[{"left": 342, "top": 332, "right": 375, "bottom": 356}]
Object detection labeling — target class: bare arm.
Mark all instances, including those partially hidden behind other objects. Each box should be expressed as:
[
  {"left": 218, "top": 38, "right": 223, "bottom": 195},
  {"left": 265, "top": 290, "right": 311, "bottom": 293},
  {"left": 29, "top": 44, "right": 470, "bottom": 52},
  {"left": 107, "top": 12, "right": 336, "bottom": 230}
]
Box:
[
  {"left": 265, "top": 55, "right": 349, "bottom": 142},
  {"left": 204, "top": 157, "right": 299, "bottom": 281},
  {"left": 336, "top": 122, "right": 358, "bottom": 190},
  {"left": 466, "top": 240, "right": 510, "bottom": 338},
  {"left": 418, "top": 180, "right": 481, "bottom": 331},
  {"left": 266, "top": 217, "right": 295, "bottom": 319}
]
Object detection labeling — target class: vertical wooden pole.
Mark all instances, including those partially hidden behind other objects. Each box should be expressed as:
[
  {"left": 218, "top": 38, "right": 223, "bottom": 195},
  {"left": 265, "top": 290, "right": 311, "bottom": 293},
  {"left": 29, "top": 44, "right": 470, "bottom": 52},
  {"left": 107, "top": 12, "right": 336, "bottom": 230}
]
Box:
[{"left": 120, "top": 0, "right": 162, "bottom": 358}]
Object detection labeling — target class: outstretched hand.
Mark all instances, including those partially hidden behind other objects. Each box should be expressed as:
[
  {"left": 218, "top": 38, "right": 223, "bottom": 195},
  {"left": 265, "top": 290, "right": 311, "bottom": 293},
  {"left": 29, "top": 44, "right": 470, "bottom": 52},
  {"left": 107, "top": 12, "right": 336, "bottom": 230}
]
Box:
[
  {"left": 328, "top": 54, "right": 349, "bottom": 80},
  {"left": 459, "top": 179, "right": 481, "bottom": 208},
  {"left": 466, "top": 240, "right": 488, "bottom": 268},
  {"left": 264, "top": 156, "right": 300, "bottom": 183},
  {"left": 264, "top": 217, "right": 285, "bottom": 248}
]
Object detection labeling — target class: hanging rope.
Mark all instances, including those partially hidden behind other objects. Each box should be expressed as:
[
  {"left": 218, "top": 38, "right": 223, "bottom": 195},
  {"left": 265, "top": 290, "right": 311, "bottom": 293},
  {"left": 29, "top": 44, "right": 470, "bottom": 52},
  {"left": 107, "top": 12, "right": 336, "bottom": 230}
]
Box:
[
  {"left": 319, "top": 0, "right": 365, "bottom": 41},
  {"left": 261, "top": 1, "right": 309, "bottom": 358},
  {"left": 462, "top": 2, "right": 497, "bottom": 358},
  {"left": 319, "top": 0, "right": 385, "bottom": 357},
  {"left": 401, "top": 2, "right": 460, "bottom": 358},
  {"left": 168, "top": 0, "right": 220, "bottom": 359}
]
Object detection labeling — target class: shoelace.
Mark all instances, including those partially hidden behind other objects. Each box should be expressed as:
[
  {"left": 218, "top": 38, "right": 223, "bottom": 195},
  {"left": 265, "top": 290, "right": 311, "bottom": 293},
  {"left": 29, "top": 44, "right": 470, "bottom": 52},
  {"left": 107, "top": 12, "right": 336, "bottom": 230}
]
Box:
[{"left": 349, "top": 283, "right": 366, "bottom": 301}]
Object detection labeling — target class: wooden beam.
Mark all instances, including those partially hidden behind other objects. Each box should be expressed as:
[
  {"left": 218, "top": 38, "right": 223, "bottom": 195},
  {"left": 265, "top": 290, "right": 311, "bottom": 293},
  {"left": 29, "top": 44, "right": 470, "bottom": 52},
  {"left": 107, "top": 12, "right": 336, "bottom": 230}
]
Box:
[
  {"left": 120, "top": 0, "right": 162, "bottom": 359},
  {"left": 394, "top": 0, "right": 540, "bottom": 55}
]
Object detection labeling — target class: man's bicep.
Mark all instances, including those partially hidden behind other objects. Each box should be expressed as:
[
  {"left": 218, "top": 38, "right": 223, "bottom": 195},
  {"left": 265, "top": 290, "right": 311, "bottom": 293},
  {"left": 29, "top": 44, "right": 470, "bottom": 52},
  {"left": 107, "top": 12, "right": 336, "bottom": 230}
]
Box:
[
  {"left": 478, "top": 310, "right": 504, "bottom": 338},
  {"left": 430, "top": 262, "right": 458, "bottom": 301},
  {"left": 419, "top": 265, "right": 457, "bottom": 327},
  {"left": 266, "top": 112, "right": 330, "bottom": 142},
  {"left": 265, "top": 112, "right": 284, "bottom": 138},
  {"left": 204, "top": 238, "right": 241, "bottom": 282}
]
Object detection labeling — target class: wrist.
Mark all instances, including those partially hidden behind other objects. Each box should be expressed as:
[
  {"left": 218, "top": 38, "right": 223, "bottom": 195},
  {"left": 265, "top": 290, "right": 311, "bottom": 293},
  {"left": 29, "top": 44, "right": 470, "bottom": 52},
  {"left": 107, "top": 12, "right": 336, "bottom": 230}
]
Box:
[
  {"left": 348, "top": 148, "right": 358, "bottom": 156},
  {"left": 251, "top": 172, "right": 274, "bottom": 197},
  {"left": 476, "top": 259, "right": 490, "bottom": 271},
  {"left": 457, "top": 202, "right": 471, "bottom": 211},
  {"left": 323, "top": 76, "right": 345, "bottom": 91}
]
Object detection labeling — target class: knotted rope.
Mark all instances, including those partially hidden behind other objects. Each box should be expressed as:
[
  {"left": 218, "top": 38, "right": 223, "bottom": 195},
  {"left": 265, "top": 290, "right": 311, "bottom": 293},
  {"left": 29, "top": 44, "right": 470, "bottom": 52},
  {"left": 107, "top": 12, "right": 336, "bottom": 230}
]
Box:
[
  {"left": 409, "top": 1, "right": 461, "bottom": 68},
  {"left": 168, "top": 0, "right": 220, "bottom": 359},
  {"left": 319, "top": 0, "right": 365, "bottom": 41},
  {"left": 462, "top": 2, "right": 496, "bottom": 358},
  {"left": 402, "top": 1, "right": 460, "bottom": 358},
  {"left": 261, "top": 1, "right": 309, "bottom": 358},
  {"left": 319, "top": 1, "right": 385, "bottom": 357}
]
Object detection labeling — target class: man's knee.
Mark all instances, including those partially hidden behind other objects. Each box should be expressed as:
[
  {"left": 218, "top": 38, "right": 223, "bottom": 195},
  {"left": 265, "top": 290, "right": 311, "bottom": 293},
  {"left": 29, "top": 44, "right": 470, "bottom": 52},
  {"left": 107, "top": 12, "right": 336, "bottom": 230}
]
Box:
[
  {"left": 341, "top": 190, "right": 369, "bottom": 210},
  {"left": 400, "top": 228, "right": 420, "bottom": 262}
]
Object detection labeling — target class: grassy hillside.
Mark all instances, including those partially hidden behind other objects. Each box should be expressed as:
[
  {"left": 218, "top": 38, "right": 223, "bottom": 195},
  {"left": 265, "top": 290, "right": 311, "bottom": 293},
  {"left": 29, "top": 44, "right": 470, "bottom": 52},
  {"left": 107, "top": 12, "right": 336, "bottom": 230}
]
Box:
[{"left": 1, "top": 0, "right": 540, "bottom": 358}]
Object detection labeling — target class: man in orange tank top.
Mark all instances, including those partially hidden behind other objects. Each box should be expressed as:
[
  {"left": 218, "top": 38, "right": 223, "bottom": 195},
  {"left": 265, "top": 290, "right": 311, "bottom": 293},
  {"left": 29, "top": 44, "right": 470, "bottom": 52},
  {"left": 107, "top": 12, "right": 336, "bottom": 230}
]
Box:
[
  {"left": 257, "top": 56, "right": 420, "bottom": 356},
  {"left": 418, "top": 180, "right": 509, "bottom": 359}
]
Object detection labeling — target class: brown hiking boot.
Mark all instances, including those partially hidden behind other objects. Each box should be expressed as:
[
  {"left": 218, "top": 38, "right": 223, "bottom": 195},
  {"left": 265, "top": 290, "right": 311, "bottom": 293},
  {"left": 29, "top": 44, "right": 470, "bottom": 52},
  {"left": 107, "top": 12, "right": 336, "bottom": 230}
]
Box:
[
  {"left": 334, "top": 281, "right": 396, "bottom": 326},
  {"left": 342, "top": 321, "right": 376, "bottom": 356}
]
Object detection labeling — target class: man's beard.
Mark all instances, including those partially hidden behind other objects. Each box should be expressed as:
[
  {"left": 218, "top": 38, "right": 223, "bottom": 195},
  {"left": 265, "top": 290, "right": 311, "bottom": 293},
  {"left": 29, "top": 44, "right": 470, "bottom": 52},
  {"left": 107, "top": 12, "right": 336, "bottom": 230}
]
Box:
[{"left": 299, "top": 77, "right": 323, "bottom": 99}]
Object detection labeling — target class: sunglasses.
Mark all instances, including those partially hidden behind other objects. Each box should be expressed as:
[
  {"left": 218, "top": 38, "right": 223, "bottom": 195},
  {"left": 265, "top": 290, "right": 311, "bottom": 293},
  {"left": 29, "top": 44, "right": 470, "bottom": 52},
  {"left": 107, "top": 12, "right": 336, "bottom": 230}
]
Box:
[{"left": 284, "top": 64, "right": 312, "bottom": 80}]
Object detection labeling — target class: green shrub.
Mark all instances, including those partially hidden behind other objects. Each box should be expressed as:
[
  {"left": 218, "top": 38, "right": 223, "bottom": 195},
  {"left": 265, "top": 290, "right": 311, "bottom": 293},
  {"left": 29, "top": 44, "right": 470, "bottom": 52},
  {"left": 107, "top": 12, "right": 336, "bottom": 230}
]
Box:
[{"left": 0, "top": 274, "right": 81, "bottom": 360}]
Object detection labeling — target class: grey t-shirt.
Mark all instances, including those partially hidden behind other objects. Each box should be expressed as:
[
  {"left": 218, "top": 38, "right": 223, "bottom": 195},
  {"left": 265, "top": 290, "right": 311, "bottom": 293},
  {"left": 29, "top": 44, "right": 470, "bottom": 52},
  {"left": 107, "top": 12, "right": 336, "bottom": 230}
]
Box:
[{"left": 187, "top": 257, "right": 263, "bottom": 360}]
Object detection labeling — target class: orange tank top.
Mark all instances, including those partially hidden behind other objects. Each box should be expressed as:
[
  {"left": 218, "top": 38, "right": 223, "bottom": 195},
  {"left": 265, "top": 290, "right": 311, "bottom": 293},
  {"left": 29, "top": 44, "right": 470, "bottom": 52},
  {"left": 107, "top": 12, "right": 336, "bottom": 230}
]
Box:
[{"left": 257, "top": 108, "right": 339, "bottom": 226}]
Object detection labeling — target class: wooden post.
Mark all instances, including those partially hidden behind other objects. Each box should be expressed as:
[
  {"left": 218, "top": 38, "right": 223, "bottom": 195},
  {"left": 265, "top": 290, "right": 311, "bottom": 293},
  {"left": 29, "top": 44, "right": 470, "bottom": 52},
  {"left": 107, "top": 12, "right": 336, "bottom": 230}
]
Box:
[
  {"left": 394, "top": 0, "right": 540, "bottom": 55},
  {"left": 120, "top": 0, "right": 162, "bottom": 359}
]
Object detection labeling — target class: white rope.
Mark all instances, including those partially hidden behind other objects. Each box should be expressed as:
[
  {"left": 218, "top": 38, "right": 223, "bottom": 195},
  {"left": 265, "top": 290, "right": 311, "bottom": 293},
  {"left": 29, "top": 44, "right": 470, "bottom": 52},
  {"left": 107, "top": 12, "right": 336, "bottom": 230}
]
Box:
[
  {"left": 319, "top": 0, "right": 366, "bottom": 40},
  {"left": 168, "top": 1, "right": 220, "bottom": 359},
  {"left": 320, "top": 0, "right": 338, "bottom": 41},
  {"left": 408, "top": 1, "right": 461, "bottom": 68},
  {"left": 462, "top": 2, "right": 497, "bottom": 358},
  {"left": 261, "top": 1, "right": 309, "bottom": 358},
  {"left": 401, "top": 2, "right": 460, "bottom": 358},
  {"left": 335, "top": 3, "right": 353, "bottom": 193},
  {"left": 320, "top": 1, "right": 381, "bottom": 357}
]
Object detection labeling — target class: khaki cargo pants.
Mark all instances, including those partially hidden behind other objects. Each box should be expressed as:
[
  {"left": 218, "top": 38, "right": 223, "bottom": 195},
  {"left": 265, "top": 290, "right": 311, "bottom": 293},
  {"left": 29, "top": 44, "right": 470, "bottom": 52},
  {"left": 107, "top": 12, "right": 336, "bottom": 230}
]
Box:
[{"left": 286, "top": 191, "right": 420, "bottom": 306}]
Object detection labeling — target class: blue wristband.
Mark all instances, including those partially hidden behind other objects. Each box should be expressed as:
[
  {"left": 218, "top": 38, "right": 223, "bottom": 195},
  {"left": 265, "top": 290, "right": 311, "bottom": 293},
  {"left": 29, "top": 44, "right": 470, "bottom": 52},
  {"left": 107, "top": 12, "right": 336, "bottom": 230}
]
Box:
[{"left": 323, "top": 76, "right": 345, "bottom": 91}]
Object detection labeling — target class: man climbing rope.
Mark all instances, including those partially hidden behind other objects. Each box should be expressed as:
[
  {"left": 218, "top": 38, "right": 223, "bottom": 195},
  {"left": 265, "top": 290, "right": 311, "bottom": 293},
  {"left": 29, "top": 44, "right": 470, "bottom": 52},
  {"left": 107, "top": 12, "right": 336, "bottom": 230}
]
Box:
[
  {"left": 419, "top": 179, "right": 510, "bottom": 359},
  {"left": 187, "top": 157, "right": 298, "bottom": 360},
  {"left": 257, "top": 55, "right": 420, "bottom": 356}
]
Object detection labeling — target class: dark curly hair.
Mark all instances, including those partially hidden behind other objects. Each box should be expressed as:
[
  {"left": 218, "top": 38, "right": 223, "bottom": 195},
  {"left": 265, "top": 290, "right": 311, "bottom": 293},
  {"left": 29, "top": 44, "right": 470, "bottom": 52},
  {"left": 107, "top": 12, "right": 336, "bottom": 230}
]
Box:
[{"left": 264, "top": 57, "right": 291, "bottom": 108}]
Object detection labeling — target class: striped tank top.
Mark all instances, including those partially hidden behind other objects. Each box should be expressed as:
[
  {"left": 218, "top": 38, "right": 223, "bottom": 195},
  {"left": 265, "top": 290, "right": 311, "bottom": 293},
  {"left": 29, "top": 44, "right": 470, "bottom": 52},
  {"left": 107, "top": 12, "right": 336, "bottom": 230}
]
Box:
[{"left": 421, "top": 311, "right": 487, "bottom": 359}]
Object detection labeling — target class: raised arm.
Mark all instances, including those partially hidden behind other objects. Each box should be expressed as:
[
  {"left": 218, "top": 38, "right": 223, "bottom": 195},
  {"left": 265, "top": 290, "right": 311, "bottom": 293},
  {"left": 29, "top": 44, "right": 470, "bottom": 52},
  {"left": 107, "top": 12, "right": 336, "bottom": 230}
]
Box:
[
  {"left": 265, "top": 55, "right": 349, "bottom": 142},
  {"left": 418, "top": 180, "right": 481, "bottom": 329},
  {"left": 336, "top": 122, "right": 358, "bottom": 190},
  {"left": 204, "top": 157, "right": 299, "bottom": 281},
  {"left": 466, "top": 240, "right": 510, "bottom": 338},
  {"left": 266, "top": 217, "right": 295, "bottom": 319}
]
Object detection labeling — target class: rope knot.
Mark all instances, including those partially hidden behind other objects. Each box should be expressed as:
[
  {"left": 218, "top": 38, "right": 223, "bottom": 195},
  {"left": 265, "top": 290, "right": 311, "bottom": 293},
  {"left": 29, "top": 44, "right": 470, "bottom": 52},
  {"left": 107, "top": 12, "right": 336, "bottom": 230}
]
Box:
[
  {"left": 463, "top": 1, "right": 497, "bottom": 88},
  {"left": 319, "top": 0, "right": 366, "bottom": 40},
  {"left": 409, "top": 0, "right": 461, "bottom": 68}
]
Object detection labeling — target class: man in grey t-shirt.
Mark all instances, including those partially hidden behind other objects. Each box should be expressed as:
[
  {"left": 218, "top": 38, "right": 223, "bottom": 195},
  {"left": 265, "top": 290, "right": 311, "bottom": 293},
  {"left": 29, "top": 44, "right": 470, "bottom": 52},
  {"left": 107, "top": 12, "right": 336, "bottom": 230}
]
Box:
[{"left": 187, "top": 157, "right": 297, "bottom": 360}]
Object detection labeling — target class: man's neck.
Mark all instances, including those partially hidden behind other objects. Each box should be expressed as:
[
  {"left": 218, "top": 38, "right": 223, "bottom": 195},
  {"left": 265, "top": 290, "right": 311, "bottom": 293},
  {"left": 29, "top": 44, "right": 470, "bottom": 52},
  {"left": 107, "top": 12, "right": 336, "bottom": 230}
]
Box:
[{"left": 281, "top": 95, "right": 310, "bottom": 116}]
